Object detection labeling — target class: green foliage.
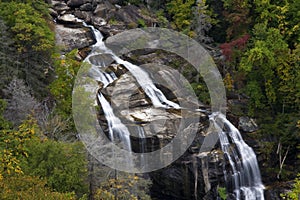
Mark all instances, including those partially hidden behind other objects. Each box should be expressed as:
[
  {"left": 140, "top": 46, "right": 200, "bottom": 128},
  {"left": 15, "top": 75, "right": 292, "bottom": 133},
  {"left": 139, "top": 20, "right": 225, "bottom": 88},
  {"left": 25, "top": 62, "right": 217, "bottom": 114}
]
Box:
[
  {"left": 94, "top": 174, "right": 151, "bottom": 200},
  {"left": 137, "top": 18, "right": 146, "bottom": 27},
  {"left": 166, "top": 0, "right": 195, "bottom": 35},
  {"left": 239, "top": 24, "right": 294, "bottom": 113},
  {"left": 0, "top": 1, "right": 54, "bottom": 54},
  {"left": 156, "top": 9, "right": 169, "bottom": 28},
  {"left": 0, "top": 117, "right": 37, "bottom": 178},
  {"left": 0, "top": 20, "right": 19, "bottom": 90},
  {"left": 0, "top": 100, "right": 11, "bottom": 130},
  {"left": 22, "top": 139, "right": 88, "bottom": 197},
  {"left": 0, "top": 1, "right": 55, "bottom": 97},
  {"left": 190, "top": 82, "right": 210, "bottom": 105},
  {"left": 0, "top": 175, "right": 76, "bottom": 200},
  {"left": 50, "top": 49, "right": 81, "bottom": 120},
  {"left": 281, "top": 174, "right": 300, "bottom": 200},
  {"left": 217, "top": 186, "right": 227, "bottom": 200}
]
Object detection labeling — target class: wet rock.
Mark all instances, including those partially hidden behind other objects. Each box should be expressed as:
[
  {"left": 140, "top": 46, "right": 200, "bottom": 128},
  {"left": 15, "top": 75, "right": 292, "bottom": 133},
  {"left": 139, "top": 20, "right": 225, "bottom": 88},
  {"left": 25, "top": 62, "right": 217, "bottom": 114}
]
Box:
[
  {"left": 55, "top": 24, "right": 95, "bottom": 52},
  {"left": 238, "top": 116, "right": 259, "bottom": 132}
]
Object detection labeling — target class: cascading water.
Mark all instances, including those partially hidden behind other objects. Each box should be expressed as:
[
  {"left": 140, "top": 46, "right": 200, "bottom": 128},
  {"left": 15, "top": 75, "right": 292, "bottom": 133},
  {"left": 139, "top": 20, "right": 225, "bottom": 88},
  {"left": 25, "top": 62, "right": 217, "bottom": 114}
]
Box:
[
  {"left": 210, "top": 112, "right": 265, "bottom": 200},
  {"left": 97, "top": 93, "right": 132, "bottom": 151},
  {"left": 83, "top": 21, "right": 179, "bottom": 170},
  {"left": 82, "top": 21, "right": 264, "bottom": 199},
  {"left": 83, "top": 22, "right": 180, "bottom": 109}
]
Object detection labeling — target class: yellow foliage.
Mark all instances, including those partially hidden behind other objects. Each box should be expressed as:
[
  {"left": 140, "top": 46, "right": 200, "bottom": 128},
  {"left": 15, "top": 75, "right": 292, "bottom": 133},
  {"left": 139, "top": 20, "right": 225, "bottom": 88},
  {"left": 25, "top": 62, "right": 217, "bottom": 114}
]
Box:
[
  {"left": 224, "top": 73, "right": 234, "bottom": 91},
  {"left": 0, "top": 117, "right": 38, "bottom": 177}
]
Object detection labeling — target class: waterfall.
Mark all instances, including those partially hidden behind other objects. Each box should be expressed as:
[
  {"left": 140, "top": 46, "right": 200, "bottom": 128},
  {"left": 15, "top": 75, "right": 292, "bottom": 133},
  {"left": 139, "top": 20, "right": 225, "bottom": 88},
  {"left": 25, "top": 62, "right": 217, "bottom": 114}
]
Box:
[
  {"left": 210, "top": 112, "right": 265, "bottom": 200},
  {"left": 83, "top": 22, "right": 180, "bottom": 171},
  {"left": 83, "top": 22, "right": 180, "bottom": 109},
  {"left": 82, "top": 21, "right": 265, "bottom": 199}
]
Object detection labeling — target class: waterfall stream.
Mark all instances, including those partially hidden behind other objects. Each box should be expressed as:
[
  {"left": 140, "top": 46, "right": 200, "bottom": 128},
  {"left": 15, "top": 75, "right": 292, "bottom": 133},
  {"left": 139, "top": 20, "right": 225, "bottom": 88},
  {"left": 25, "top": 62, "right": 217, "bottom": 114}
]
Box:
[
  {"left": 82, "top": 22, "right": 264, "bottom": 199},
  {"left": 210, "top": 112, "right": 265, "bottom": 200}
]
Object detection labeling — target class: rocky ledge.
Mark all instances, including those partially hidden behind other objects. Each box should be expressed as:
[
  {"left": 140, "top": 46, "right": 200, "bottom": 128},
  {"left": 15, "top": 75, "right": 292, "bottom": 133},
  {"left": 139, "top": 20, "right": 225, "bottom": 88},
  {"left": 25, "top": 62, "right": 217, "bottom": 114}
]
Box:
[{"left": 50, "top": 0, "right": 157, "bottom": 54}]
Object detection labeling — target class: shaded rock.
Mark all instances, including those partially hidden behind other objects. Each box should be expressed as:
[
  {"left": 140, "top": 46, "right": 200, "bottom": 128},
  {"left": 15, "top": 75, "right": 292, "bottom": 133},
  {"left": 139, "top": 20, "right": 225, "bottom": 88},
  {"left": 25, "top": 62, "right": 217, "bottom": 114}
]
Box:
[
  {"left": 88, "top": 54, "right": 114, "bottom": 67},
  {"left": 98, "top": 25, "right": 125, "bottom": 38},
  {"left": 55, "top": 24, "right": 95, "bottom": 52},
  {"left": 108, "top": 0, "right": 122, "bottom": 4},
  {"left": 74, "top": 10, "right": 93, "bottom": 23},
  {"left": 53, "top": 1, "right": 70, "bottom": 13},
  {"left": 67, "top": 0, "right": 91, "bottom": 8},
  {"left": 91, "top": 16, "right": 107, "bottom": 27},
  {"left": 49, "top": 8, "right": 58, "bottom": 18},
  {"left": 93, "top": 2, "right": 114, "bottom": 18},
  {"left": 79, "top": 3, "right": 93, "bottom": 11},
  {"left": 238, "top": 116, "right": 259, "bottom": 132},
  {"left": 107, "top": 5, "right": 156, "bottom": 27},
  {"left": 78, "top": 47, "right": 92, "bottom": 59}
]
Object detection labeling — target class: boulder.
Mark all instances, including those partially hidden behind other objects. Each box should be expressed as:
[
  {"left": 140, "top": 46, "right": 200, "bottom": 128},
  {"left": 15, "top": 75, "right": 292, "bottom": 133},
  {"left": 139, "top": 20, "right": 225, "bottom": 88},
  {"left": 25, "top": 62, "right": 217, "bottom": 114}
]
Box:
[
  {"left": 238, "top": 116, "right": 259, "bottom": 132},
  {"left": 57, "top": 14, "right": 84, "bottom": 26},
  {"left": 79, "top": 3, "right": 93, "bottom": 11},
  {"left": 55, "top": 24, "right": 95, "bottom": 52},
  {"left": 91, "top": 16, "right": 107, "bottom": 27},
  {"left": 53, "top": 1, "right": 70, "bottom": 13},
  {"left": 66, "top": 0, "right": 91, "bottom": 8},
  {"left": 49, "top": 8, "right": 58, "bottom": 18},
  {"left": 74, "top": 11, "right": 93, "bottom": 23},
  {"left": 94, "top": 3, "right": 108, "bottom": 18}
]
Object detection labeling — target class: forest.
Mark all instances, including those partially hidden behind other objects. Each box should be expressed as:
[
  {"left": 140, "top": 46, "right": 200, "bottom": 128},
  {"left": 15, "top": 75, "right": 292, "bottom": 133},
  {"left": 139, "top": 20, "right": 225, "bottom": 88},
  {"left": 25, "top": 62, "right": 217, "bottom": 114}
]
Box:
[{"left": 0, "top": 0, "right": 299, "bottom": 199}]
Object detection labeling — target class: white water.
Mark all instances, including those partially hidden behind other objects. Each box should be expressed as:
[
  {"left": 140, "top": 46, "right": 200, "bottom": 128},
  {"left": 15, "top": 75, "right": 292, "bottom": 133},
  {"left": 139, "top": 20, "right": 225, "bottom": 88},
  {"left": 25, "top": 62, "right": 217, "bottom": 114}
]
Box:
[
  {"left": 210, "top": 112, "right": 265, "bottom": 200},
  {"left": 84, "top": 22, "right": 180, "bottom": 171},
  {"left": 97, "top": 93, "right": 132, "bottom": 150},
  {"left": 84, "top": 23, "right": 180, "bottom": 109},
  {"left": 83, "top": 22, "right": 265, "bottom": 199}
]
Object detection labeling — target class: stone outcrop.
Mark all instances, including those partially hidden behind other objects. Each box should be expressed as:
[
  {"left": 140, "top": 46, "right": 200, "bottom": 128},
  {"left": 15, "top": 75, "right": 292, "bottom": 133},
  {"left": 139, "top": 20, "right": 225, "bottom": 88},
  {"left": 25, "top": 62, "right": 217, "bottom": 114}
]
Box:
[
  {"left": 55, "top": 24, "right": 95, "bottom": 52},
  {"left": 95, "top": 63, "right": 223, "bottom": 199},
  {"left": 50, "top": 1, "right": 268, "bottom": 200},
  {"left": 49, "top": 0, "right": 158, "bottom": 56}
]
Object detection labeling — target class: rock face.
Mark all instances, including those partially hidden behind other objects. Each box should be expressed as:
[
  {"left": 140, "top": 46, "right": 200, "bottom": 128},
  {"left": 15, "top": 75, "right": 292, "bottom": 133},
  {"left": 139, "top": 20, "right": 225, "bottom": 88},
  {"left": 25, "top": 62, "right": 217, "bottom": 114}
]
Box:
[
  {"left": 96, "top": 63, "right": 224, "bottom": 199},
  {"left": 55, "top": 24, "right": 95, "bottom": 52},
  {"left": 238, "top": 116, "right": 259, "bottom": 132},
  {"left": 51, "top": 0, "right": 157, "bottom": 55},
  {"left": 50, "top": 1, "right": 263, "bottom": 200}
]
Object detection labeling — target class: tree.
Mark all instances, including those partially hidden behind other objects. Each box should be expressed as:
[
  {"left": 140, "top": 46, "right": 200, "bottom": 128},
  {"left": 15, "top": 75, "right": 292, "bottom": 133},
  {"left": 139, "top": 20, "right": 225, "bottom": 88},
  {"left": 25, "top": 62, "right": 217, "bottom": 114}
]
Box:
[
  {"left": 221, "top": 0, "right": 252, "bottom": 40},
  {"left": 22, "top": 138, "right": 89, "bottom": 197},
  {"left": 166, "top": 0, "right": 196, "bottom": 36},
  {"left": 0, "top": 1, "right": 55, "bottom": 97},
  {"left": 192, "top": 0, "right": 217, "bottom": 43},
  {"left": 94, "top": 174, "right": 151, "bottom": 200},
  {"left": 3, "top": 78, "right": 39, "bottom": 126},
  {"left": 50, "top": 50, "right": 81, "bottom": 122},
  {"left": 0, "top": 117, "right": 37, "bottom": 179},
  {"left": 281, "top": 174, "right": 300, "bottom": 200},
  {"left": 0, "top": 20, "right": 19, "bottom": 93},
  {"left": 0, "top": 175, "right": 76, "bottom": 200},
  {"left": 239, "top": 24, "right": 290, "bottom": 113}
]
